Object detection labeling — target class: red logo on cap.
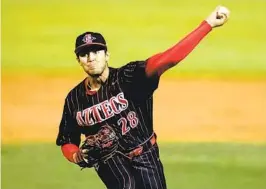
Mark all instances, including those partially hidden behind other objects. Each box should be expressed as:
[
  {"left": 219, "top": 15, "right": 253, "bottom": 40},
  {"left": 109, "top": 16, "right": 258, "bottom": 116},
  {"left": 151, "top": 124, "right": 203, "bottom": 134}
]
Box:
[{"left": 82, "top": 34, "right": 96, "bottom": 44}]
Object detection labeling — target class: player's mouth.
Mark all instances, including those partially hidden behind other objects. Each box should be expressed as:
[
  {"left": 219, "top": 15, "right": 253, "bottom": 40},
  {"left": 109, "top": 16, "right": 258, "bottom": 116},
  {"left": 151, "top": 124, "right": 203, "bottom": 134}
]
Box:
[{"left": 87, "top": 63, "right": 98, "bottom": 70}]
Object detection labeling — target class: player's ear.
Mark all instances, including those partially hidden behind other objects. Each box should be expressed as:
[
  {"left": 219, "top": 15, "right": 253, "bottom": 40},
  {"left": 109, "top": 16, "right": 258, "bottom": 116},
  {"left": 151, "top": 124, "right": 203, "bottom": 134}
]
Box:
[
  {"left": 76, "top": 56, "right": 81, "bottom": 65},
  {"left": 105, "top": 51, "right": 110, "bottom": 61}
]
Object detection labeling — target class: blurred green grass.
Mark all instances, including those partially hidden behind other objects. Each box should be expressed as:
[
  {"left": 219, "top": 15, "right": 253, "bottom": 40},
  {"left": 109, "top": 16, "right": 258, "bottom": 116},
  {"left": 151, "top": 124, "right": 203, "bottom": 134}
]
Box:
[
  {"left": 2, "top": 143, "right": 266, "bottom": 189},
  {"left": 2, "top": 0, "right": 266, "bottom": 78}
]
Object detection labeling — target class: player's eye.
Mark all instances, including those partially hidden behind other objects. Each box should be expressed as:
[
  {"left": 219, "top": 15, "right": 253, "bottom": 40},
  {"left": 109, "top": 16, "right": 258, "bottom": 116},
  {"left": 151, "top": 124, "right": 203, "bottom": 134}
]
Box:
[{"left": 79, "top": 52, "right": 88, "bottom": 57}]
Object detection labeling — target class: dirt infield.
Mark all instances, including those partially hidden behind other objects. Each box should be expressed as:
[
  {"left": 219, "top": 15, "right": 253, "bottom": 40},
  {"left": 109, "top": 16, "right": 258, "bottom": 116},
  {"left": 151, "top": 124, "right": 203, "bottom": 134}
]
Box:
[{"left": 2, "top": 74, "right": 266, "bottom": 144}]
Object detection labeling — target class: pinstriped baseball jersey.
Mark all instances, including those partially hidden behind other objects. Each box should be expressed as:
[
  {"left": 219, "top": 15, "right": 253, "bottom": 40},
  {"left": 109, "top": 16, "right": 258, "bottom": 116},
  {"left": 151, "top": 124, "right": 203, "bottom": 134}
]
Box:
[{"left": 56, "top": 60, "right": 160, "bottom": 151}]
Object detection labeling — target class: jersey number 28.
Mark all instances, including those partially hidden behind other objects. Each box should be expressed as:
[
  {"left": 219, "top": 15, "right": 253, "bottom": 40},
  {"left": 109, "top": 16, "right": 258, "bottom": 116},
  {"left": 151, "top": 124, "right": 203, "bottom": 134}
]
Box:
[{"left": 117, "top": 111, "right": 139, "bottom": 135}]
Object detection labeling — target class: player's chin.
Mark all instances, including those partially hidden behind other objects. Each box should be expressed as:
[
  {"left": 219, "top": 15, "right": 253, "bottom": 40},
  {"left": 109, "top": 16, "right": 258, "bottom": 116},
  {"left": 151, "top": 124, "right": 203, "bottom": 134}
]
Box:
[{"left": 86, "top": 69, "right": 102, "bottom": 76}]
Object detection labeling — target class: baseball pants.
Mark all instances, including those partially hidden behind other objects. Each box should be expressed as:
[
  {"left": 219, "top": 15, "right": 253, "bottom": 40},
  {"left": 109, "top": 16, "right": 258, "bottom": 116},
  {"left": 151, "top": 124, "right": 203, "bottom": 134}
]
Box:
[{"left": 95, "top": 143, "right": 167, "bottom": 189}]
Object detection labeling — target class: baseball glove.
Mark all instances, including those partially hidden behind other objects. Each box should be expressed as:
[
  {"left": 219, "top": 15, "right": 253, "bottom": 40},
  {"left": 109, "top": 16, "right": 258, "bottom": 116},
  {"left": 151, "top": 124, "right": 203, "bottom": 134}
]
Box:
[{"left": 78, "top": 125, "right": 119, "bottom": 168}]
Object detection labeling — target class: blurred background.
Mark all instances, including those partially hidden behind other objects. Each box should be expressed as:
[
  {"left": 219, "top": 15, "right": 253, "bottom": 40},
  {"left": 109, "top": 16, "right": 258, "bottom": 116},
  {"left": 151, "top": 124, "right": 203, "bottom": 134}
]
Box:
[{"left": 2, "top": 0, "right": 266, "bottom": 189}]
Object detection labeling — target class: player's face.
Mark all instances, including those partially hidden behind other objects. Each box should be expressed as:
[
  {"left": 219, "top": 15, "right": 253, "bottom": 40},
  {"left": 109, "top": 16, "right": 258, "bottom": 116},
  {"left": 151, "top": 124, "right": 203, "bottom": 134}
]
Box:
[{"left": 78, "top": 47, "right": 109, "bottom": 76}]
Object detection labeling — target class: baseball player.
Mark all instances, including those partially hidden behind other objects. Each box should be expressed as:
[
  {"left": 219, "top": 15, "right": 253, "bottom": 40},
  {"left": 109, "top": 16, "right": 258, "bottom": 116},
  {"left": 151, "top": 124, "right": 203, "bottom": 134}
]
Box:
[{"left": 56, "top": 6, "right": 230, "bottom": 189}]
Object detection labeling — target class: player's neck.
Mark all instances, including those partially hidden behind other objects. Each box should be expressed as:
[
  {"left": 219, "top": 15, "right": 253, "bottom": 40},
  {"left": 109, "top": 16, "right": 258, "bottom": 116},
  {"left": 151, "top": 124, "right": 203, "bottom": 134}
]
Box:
[{"left": 87, "top": 66, "right": 109, "bottom": 90}]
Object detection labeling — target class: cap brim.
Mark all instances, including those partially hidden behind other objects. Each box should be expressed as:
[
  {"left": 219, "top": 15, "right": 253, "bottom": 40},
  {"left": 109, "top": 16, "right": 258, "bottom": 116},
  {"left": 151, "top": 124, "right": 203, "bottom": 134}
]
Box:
[{"left": 75, "top": 43, "right": 107, "bottom": 54}]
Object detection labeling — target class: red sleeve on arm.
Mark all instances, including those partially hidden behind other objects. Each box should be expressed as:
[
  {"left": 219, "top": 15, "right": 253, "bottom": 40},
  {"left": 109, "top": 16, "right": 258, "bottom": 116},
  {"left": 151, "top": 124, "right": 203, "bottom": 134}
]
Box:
[
  {"left": 146, "top": 21, "right": 212, "bottom": 77},
  {"left": 61, "top": 144, "right": 79, "bottom": 163}
]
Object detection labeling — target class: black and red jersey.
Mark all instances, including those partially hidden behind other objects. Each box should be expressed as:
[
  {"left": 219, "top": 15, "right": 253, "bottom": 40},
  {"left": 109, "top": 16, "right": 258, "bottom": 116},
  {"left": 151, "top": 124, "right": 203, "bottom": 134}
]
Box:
[{"left": 56, "top": 61, "right": 160, "bottom": 151}]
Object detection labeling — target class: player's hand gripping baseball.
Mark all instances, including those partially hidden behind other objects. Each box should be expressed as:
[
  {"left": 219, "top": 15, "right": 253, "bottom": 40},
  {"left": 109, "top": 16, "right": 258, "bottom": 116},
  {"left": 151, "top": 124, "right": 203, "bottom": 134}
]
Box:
[{"left": 205, "top": 6, "right": 230, "bottom": 28}]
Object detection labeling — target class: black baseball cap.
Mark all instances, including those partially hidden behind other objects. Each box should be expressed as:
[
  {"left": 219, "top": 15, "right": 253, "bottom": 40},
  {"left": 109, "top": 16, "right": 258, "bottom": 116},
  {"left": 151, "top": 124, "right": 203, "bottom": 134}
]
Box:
[{"left": 74, "top": 32, "right": 107, "bottom": 54}]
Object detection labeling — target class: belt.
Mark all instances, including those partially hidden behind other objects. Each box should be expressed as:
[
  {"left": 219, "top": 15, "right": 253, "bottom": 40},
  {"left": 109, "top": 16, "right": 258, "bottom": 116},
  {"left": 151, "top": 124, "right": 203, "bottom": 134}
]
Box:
[{"left": 126, "top": 134, "right": 156, "bottom": 159}]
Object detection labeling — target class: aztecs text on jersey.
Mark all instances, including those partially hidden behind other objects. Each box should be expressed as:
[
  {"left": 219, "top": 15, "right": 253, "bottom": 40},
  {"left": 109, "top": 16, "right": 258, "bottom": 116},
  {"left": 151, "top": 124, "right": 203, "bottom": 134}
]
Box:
[{"left": 76, "top": 92, "right": 128, "bottom": 126}]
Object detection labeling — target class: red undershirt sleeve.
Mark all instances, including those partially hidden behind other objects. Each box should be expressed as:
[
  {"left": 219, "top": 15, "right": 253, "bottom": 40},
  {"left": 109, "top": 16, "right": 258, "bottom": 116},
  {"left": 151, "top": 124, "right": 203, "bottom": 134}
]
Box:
[
  {"left": 61, "top": 143, "right": 79, "bottom": 163},
  {"left": 145, "top": 20, "right": 212, "bottom": 77}
]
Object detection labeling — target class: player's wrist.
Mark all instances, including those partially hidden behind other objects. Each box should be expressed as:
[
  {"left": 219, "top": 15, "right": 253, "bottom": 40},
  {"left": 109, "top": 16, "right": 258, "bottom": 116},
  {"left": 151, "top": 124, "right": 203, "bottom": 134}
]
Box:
[
  {"left": 61, "top": 144, "right": 80, "bottom": 163},
  {"left": 201, "top": 20, "right": 213, "bottom": 30}
]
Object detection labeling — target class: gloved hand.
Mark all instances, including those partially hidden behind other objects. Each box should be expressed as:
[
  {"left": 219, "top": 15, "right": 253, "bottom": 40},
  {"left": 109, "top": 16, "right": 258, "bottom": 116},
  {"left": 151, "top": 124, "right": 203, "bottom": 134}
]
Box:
[{"left": 75, "top": 125, "right": 119, "bottom": 168}]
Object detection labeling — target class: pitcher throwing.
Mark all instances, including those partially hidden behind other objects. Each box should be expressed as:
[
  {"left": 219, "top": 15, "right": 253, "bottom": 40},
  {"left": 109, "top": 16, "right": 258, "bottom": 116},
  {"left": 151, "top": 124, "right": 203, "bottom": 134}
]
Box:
[{"left": 56, "top": 6, "right": 230, "bottom": 189}]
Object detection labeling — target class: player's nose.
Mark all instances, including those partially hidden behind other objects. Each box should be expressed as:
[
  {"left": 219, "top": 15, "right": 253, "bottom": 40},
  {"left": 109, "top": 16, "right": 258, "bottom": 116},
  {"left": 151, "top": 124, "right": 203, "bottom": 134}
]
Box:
[{"left": 88, "top": 52, "right": 96, "bottom": 62}]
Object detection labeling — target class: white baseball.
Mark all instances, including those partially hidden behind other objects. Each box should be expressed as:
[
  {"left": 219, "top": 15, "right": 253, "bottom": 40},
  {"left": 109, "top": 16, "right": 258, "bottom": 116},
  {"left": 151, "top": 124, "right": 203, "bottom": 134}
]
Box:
[{"left": 218, "top": 6, "right": 230, "bottom": 18}]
